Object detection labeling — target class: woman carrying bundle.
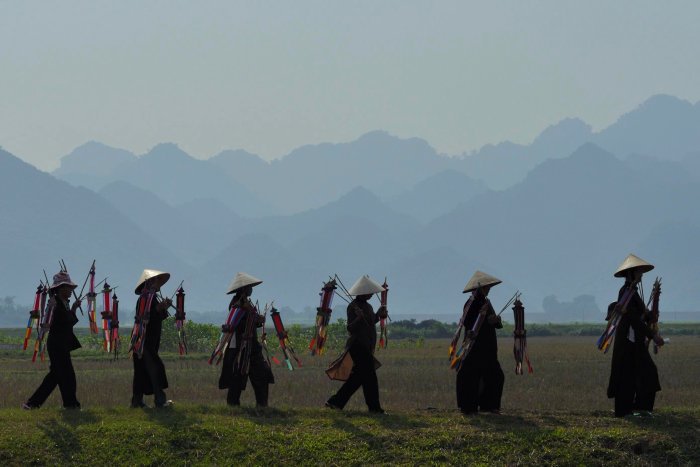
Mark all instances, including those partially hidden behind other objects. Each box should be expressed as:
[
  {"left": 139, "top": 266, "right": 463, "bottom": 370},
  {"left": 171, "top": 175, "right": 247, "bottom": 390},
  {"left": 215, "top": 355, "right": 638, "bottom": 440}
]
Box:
[
  {"left": 130, "top": 269, "right": 173, "bottom": 409},
  {"left": 452, "top": 271, "right": 504, "bottom": 415},
  {"left": 217, "top": 272, "right": 274, "bottom": 407},
  {"left": 325, "top": 275, "right": 388, "bottom": 414},
  {"left": 23, "top": 271, "right": 82, "bottom": 410},
  {"left": 605, "top": 254, "right": 665, "bottom": 417}
]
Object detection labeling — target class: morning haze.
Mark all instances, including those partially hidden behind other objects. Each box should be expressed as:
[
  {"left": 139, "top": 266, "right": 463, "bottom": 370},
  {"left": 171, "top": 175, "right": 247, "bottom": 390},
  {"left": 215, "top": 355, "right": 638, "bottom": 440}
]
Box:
[
  {"left": 1, "top": 1, "right": 699, "bottom": 169},
  {"left": 1, "top": 3, "right": 699, "bottom": 326},
  {"left": 2, "top": 93, "right": 700, "bottom": 326},
  {"left": 2, "top": 5, "right": 700, "bottom": 464}
]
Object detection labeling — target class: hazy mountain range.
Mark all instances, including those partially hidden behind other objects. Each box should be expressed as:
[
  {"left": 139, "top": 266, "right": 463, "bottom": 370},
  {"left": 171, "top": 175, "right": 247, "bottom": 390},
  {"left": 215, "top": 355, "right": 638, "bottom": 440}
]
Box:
[{"left": 2, "top": 94, "right": 699, "bottom": 326}]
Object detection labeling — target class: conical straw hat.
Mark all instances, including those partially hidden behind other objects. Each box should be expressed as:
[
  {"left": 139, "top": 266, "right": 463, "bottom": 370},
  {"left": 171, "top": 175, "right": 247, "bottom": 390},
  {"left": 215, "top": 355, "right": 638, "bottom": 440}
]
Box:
[
  {"left": 226, "top": 272, "right": 263, "bottom": 294},
  {"left": 463, "top": 270, "right": 502, "bottom": 293},
  {"left": 134, "top": 269, "right": 171, "bottom": 294},
  {"left": 614, "top": 254, "right": 654, "bottom": 278},
  {"left": 50, "top": 271, "right": 77, "bottom": 290},
  {"left": 347, "top": 275, "right": 385, "bottom": 296}
]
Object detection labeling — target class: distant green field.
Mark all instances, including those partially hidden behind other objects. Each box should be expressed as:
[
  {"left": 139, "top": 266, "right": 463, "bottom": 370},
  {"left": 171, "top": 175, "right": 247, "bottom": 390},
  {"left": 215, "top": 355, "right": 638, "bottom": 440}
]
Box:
[{"left": 1, "top": 327, "right": 699, "bottom": 465}]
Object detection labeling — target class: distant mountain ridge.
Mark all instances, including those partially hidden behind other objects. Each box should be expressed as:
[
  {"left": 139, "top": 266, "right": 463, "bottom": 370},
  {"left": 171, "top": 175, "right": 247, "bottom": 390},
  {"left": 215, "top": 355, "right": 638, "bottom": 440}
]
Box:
[
  {"left": 54, "top": 142, "right": 274, "bottom": 217},
  {"left": 459, "top": 95, "right": 700, "bottom": 189},
  {"left": 594, "top": 94, "right": 700, "bottom": 161},
  {"left": 386, "top": 170, "right": 490, "bottom": 223},
  {"left": 422, "top": 142, "right": 700, "bottom": 311},
  {"left": 458, "top": 117, "right": 595, "bottom": 189},
  {"left": 0, "top": 148, "right": 191, "bottom": 319},
  {"left": 54, "top": 141, "right": 137, "bottom": 190},
  {"left": 1, "top": 94, "right": 698, "bottom": 320},
  {"left": 52, "top": 94, "right": 700, "bottom": 214}
]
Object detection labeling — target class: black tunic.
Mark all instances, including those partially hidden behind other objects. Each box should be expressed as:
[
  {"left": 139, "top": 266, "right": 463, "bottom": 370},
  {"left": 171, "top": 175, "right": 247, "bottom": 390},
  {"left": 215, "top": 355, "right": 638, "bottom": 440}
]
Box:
[
  {"left": 326, "top": 298, "right": 382, "bottom": 411},
  {"left": 47, "top": 297, "right": 81, "bottom": 353},
  {"left": 461, "top": 295, "right": 499, "bottom": 363},
  {"left": 27, "top": 297, "right": 81, "bottom": 408},
  {"left": 345, "top": 299, "right": 380, "bottom": 352},
  {"left": 218, "top": 298, "right": 274, "bottom": 390},
  {"left": 132, "top": 296, "right": 169, "bottom": 395},
  {"left": 456, "top": 295, "right": 505, "bottom": 412},
  {"left": 607, "top": 284, "right": 661, "bottom": 399}
]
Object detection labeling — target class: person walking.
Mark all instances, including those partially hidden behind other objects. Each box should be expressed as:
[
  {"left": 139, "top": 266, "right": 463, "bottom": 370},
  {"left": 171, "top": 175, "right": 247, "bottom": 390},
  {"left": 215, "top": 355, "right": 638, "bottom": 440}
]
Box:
[
  {"left": 325, "top": 275, "right": 388, "bottom": 413},
  {"left": 453, "top": 271, "right": 505, "bottom": 415},
  {"left": 23, "top": 271, "right": 82, "bottom": 409},
  {"left": 218, "top": 272, "right": 274, "bottom": 407},
  {"left": 606, "top": 254, "right": 665, "bottom": 417},
  {"left": 130, "top": 269, "right": 173, "bottom": 409}
]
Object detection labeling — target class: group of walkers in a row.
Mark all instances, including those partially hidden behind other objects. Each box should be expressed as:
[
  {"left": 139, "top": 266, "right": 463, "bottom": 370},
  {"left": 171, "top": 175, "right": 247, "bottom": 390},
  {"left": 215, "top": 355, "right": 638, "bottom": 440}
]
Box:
[{"left": 22, "top": 253, "right": 665, "bottom": 418}]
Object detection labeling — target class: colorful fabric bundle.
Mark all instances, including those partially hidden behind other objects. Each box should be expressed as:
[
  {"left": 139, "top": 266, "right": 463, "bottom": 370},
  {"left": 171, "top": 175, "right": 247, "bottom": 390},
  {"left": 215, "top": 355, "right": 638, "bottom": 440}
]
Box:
[
  {"left": 449, "top": 300, "right": 489, "bottom": 372},
  {"left": 208, "top": 304, "right": 246, "bottom": 365},
  {"left": 271, "top": 306, "right": 302, "bottom": 370},
  {"left": 129, "top": 288, "right": 156, "bottom": 358},
  {"left": 597, "top": 279, "right": 640, "bottom": 353},
  {"left": 100, "top": 282, "right": 113, "bottom": 352},
  {"left": 309, "top": 279, "right": 337, "bottom": 356},
  {"left": 33, "top": 295, "right": 55, "bottom": 363},
  {"left": 449, "top": 296, "right": 474, "bottom": 363},
  {"left": 174, "top": 285, "right": 187, "bottom": 356},
  {"left": 449, "top": 291, "right": 518, "bottom": 371},
  {"left": 235, "top": 303, "right": 258, "bottom": 376},
  {"left": 646, "top": 278, "right": 662, "bottom": 354},
  {"left": 378, "top": 279, "right": 389, "bottom": 350},
  {"left": 23, "top": 283, "right": 44, "bottom": 351},
  {"left": 110, "top": 291, "right": 120, "bottom": 359},
  {"left": 86, "top": 263, "right": 99, "bottom": 334},
  {"left": 512, "top": 298, "right": 533, "bottom": 375}
]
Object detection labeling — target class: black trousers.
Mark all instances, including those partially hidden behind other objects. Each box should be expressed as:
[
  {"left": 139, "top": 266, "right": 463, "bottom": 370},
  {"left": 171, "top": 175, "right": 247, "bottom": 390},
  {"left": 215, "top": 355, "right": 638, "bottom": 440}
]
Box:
[
  {"left": 615, "top": 385, "right": 657, "bottom": 416},
  {"left": 27, "top": 342, "right": 80, "bottom": 408},
  {"left": 227, "top": 349, "right": 272, "bottom": 407},
  {"left": 614, "top": 359, "right": 657, "bottom": 416},
  {"left": 132, "top": 349, "right": 167, "bottom": 406},
  {"left": 456, "top": 358, "right": 504, "bottom": 413},
  {"left": 327, "top": 344, "right": 381, "bottom": 411}
]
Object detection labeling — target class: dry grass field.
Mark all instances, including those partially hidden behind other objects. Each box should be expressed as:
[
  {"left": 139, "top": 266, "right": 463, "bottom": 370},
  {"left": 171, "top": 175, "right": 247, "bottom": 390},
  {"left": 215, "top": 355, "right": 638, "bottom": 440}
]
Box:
[
  {"left": 1, "top": 334, "right": 699, "bottom": 465},
  {"left": 2, "top": 336, "right": 699, "bottom": 412}
]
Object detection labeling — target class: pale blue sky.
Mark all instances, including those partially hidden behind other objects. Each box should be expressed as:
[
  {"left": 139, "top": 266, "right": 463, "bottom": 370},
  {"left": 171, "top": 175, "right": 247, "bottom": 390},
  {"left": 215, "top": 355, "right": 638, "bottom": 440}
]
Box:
[{"left": 1, "top": 1, "right": 699, "bottom": 170}]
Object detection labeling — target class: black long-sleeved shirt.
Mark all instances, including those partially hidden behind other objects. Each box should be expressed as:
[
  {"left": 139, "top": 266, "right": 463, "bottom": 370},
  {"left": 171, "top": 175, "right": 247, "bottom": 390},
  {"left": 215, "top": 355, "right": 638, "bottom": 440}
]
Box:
[
  {"left": 346, "top": 299, "right": 379, "bottom": 351},
  {"left": 462, "top": 295, "right": 501, "bottom": 362},
  {"left": 615, "top": 283, "right": 655, "bottom": 343},
  {"left": 47, "top": 297, "right": 81, "bottom": 351}
]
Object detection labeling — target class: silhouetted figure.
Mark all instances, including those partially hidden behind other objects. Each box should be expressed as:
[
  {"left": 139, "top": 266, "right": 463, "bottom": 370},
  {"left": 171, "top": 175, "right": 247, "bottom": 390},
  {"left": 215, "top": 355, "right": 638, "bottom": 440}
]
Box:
[
  {"left": 131, "top": 269, "right": 173, "bottom": 409},
  {"left": 24, "top": 271, "right": 82, "bottom": 409},
  {"left": 218, "top": 272, "right": 274, "bottom": 407},
  {"left": 454, "top": 271, "right": 504, "bottom": 414},
  {"left": 326, "top": 275, "right": 388, "bottom": 413},
  {"left": 606, "top": 254, "right": 664, "bottom": 417}
]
